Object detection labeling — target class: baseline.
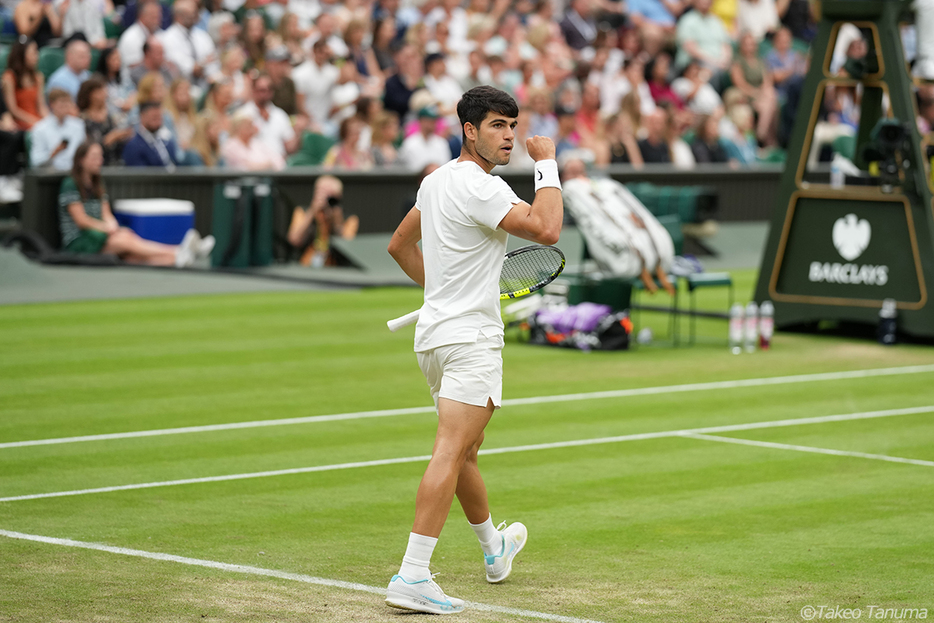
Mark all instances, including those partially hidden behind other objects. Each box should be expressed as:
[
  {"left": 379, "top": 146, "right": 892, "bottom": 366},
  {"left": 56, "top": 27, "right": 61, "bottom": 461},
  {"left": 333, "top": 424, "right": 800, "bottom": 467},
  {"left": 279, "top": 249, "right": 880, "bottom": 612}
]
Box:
[
  {"left": 682, "top": 433, "right": 934, "bottom": 467},
  {"left": 0, "top": 529, "right": 603, "bottom": 623},
  {"left": 3, "top": 364, "right": 934, "bottom": 450},
  {"left": 2, "top": 405, "right": 931, "bottom": 504}
]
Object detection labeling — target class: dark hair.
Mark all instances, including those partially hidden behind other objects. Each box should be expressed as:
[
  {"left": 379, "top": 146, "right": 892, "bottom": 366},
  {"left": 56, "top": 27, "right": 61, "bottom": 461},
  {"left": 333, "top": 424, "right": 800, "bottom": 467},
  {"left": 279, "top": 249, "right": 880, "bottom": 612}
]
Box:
[
  {"left": 139, "top": 100, "right": 161, "bottom": 113},
  {"left": 456, "top": 85, "right": 519, "bottom": 142},
  {"left": 76, "top": 76, "right": 107, "bottom": 112},
  {"left": 97, "top": 46, "right": 121, "bottom": 83},
  {"left": 6, "top": 37, "right": 38, "bottom": 89},
  {"left": 71, "top": 141, "right": 105, "bottom": 201}
]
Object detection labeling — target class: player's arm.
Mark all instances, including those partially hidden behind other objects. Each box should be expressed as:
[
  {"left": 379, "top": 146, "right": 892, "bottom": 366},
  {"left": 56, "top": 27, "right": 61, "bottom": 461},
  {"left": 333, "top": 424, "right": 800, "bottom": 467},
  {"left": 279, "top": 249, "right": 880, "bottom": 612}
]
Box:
[
  {"left": 388, "top": 206, "right": 425, "bottom": 287},
  {"left": 498, "top": 136, "right": 563, "bottom": 246}
]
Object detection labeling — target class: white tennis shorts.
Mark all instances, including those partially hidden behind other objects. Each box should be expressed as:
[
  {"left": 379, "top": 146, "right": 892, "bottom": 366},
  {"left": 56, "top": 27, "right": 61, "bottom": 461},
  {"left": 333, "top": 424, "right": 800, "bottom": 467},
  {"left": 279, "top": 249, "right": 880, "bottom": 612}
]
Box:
[{"left": 416, "top": 333, "right": 504, "bottom": 410}]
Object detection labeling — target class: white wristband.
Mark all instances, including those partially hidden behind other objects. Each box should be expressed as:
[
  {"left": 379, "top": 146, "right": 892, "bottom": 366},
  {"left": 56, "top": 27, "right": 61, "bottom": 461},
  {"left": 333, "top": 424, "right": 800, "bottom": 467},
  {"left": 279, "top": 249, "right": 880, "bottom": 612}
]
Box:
[{"left": 534, "top": 159, "right": 561, "bottom": 192}]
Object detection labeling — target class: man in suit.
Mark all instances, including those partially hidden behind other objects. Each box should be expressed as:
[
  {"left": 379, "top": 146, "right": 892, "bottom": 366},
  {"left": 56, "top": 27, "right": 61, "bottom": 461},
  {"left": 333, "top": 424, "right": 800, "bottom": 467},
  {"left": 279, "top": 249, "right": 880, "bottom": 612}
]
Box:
[
  {"left": 123, "top": 101, "right": 178, "bottom": 168},
  {"left": 560, "top": 0, "right": 598, "bottom": 52}
]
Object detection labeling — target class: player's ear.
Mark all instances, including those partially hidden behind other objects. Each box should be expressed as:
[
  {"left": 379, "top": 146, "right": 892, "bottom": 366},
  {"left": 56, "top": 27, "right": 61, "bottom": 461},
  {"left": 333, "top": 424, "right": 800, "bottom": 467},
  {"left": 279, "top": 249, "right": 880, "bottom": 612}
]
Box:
[{"left": 464, "top": 121, "right": 477, "bottom": 141}]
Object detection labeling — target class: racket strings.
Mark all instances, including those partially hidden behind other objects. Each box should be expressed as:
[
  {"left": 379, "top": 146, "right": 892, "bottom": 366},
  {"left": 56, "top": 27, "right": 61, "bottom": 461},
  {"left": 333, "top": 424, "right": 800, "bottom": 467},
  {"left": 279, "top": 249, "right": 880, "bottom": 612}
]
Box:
[{"left": 499, "top": 247, "right": 563, "bottom": 296}]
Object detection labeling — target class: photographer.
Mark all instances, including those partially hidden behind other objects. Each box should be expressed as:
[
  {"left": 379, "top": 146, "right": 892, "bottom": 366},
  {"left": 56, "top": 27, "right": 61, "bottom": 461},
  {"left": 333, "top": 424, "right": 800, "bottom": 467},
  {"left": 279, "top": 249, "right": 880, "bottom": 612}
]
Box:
[{"left": 287, "top": 175, "right": 359, "bottom": 267}]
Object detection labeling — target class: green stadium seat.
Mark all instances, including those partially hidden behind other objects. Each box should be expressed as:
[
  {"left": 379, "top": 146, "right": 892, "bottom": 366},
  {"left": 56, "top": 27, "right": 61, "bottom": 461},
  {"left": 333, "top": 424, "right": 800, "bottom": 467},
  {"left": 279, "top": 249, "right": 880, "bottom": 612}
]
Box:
[
  {"left": 37, "top": 46, "right": 65, "bottom": 80},
  {"left": 90, "top": 47, "right": 101, "bottom": 73},
  {"left": 103, "top": 16, "right": 122, "bottom": 40},
  {"left": 0, "top": 44, "right": 8, "bottom": 74},
  {"left": 287, "top": 132, "right": 335, "bottom": 167},
  {"left": 832, "top": 134, "right": 856, "bottom": 160}
]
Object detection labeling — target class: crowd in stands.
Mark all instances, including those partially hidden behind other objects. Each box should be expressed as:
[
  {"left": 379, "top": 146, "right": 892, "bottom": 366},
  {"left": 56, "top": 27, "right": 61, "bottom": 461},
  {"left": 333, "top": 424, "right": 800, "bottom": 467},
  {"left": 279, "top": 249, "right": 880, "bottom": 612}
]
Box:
[{"left": 0, "top": 0, "right": 932, "bottom": 205}]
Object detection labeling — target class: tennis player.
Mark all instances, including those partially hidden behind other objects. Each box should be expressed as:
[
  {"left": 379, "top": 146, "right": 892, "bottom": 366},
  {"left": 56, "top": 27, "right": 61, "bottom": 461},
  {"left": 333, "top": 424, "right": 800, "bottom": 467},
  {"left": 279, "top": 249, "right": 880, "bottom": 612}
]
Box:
[{"left": 385, "top": 85, "right": 563, "bottom": 614}]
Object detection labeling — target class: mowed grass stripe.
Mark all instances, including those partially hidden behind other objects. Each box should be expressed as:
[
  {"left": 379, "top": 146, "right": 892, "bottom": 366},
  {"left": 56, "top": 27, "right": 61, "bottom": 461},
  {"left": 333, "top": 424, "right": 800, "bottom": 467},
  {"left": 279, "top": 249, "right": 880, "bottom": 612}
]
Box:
[
  {"left": 0, "top": 529, "right": 604, "bottom": 623},
  {"left": 3, "top": 405, "right": 930, "bottom": 503},
  {"left": 4, "top": 364, "right": 934, "bottom": 450}
]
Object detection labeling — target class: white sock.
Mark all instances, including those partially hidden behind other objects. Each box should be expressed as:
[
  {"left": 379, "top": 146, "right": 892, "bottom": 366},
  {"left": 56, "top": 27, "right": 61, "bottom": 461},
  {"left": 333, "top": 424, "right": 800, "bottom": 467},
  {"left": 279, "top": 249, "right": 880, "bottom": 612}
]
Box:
[
  {"left": 469, "top": 515, "right": 502, "bottom": 556},
  {"left": 397, "top": 532, "right": 436, "bottom": 581}
]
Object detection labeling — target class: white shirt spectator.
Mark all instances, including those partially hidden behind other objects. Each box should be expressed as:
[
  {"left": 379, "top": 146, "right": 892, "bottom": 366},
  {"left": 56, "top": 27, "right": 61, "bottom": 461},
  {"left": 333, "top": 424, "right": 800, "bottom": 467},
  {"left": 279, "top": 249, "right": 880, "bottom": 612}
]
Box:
[
  {"left": 118, "top": 22, "right": 161, "bottom": 68},
  {"left": 61, "top": 0, "right": 106, "bottom": 47},
  {"left": 399, "top": 131, "right": 452, "bottom": 172},
  {"left": 736, "top": 0, "right": 780, "bottom": 41},
  {"left": 424, "top": 74, "right": 464, "bottom": 112},
  {"left": 671, "top": 76, "right": 723, "bottom": 115},
  {"left": 30, "top": 115, "right": 86, "bottom": 170},
  {"left": 238, "top": 100, "right": 295, "bottom": 157},
  {"left": 292, "top": 57, "right": 340, "bottom": 133},
  {"left": 159, "top": 22, "right": 216, "bottom": 80}
]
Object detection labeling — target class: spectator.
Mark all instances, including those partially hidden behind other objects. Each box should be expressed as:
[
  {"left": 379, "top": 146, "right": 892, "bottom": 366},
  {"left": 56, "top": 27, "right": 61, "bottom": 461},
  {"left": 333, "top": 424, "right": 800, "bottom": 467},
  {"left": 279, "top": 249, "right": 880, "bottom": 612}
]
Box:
[
  {"left": 77, "top": 76, "right": 133, "bottom": 165},
  {"left": 0, "top": 100, "right": 27, "bottom": 203},
  {"left": 188, "top": 109, "right": 223, "bottom": 166},
  {"left": 345, "top": 18, "right": 383, "bottom": 81},
  {"left": 323, "top": 116, "right": 373, "bottom": 170},
  {"left": 293, "top": 40, "right": 339, "bottom": 135},
  {"left": 459, "top": 48, "right": 490, "bottom": 92},
  {"left": 723, "top": 102, "right": 758, "bottom": 164},
  {"left": 61, "top": 0, "right": 108, "bottom": 49},
  {"left": 605, "top": 112, "right": 643, "bottom": 166},
  {"left": 59, "top": 141, "right": 209, "bottom": 265},
  {"left": 202, "top": 79, "right": 234, "bottom": 134},
  {"left": 129, "top": 72, "right": 179, "bottom": 148},
  {"left": 554, "top": 105, "right": 582, "bottom": 159},
  {"left": 675, "top": 0, "right": 732, "bottom": 85},
  {"left": 777, "top": 0, "right": 817, "bottom": 43},
  {"left": 240, "top": 10, "right": 267, "bottom": 73},
  {"left": 737, "top": 0, "right": 779, "bottom": 42},
  {"left": 239, "top": 72, "right": 301, "bottom": 157},
  {"left": 287, "top": 174, "right": 358, "bottom": 267},
  {"left": 370, "top": 109, "right": 400, "bottom": 167},
  {"left": 207, "top": 11, "right": 241, "bottom": 52},
  {"left": 638, "top": 108, "right": 671, "bottom": 164},
  {"left": 646, "top": 52, "right": 684, "bottom": 110},
  {"left": 398, "top": 105, "right": 451, "bottom": 171},
  {"left": 671, "top": 60, "right": 723, "bottom": 116},
  {"left": 691, "top": 113, "right": 731, "bottom": 163},
  {"left": 728, "top": 31, "right": 778, "bottom": 146},
  {"left": 423, "top": 52, "right": 463, "bottom": 117},
  {"left": 164, "top": 77, "right": 197, "bottom": 158},
  {"left": 710, "top": 0, "right": 738, "bottom": 35},
  {"left": 666, "top": 105, "right": 696, "bottom": 169},
  {"left": 30, "top": 89, "right": 86, "bottom": 170},
  {"left": 765, "top": 27, "right": 807, "bottom": 100},
  {"left": 215, "top": 46, "right": 251, "bottom": 108},
  {"left": 96, "top": 47, "right": 136, "bottom": 128},
  {"left": 46, "top": 39, "right": 93, "bottom": 99},
  {"left": 559, "top": 0, "right": 598, "bottom": 53},
  {"left": 526, "top": 87, "right": 557, "bottom": 140},
  {"left": 130, "top": 37, "right": 174, "bottom": 86},
  {"left": 14, "top": 0, "right": 64, "bottom": 48},
  {"left": 626, "top": 0, "right": 684, "bottom": 56},
  {"left": 220, "top": 109, "right": 285, "bottom": 170},
  {"left": 310, "top": 11, "right": 349, "bottom": 58},
  {"left": 159, "top": 0, "right": 216, "bottom": 87},
  {"left": 265, "top": 46, "right": 298, "bottom": 116},
  {"left": 383, "top": 43, "right": 423, "bottom": 122},
  {"left": 277, "top": 12, "right": 307, "bottom": 66},
  {"left": 371, "top": 15, "right": 398, "bottom": 74},
  {"left": 119, "top": 0, "right": 164, "bottom": 69},
  {"left": 123, "top": 100, "right": 178, "bottom": 168},
  {"left": 2, "top": 37, "right": 48, "bottom": 130}
]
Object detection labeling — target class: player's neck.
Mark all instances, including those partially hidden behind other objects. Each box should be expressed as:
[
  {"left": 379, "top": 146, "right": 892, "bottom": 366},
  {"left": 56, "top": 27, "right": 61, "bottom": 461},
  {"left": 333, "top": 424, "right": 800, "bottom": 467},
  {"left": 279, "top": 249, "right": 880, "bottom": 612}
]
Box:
[{"left": 458, "top": 143, "right": 494, "bottom": 174}]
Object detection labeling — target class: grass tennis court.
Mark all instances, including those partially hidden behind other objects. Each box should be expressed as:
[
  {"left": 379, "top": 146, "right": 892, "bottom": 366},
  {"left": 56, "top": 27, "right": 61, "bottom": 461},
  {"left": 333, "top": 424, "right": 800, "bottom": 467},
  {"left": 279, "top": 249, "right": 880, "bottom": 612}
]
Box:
[{"left": 2, "top": 274, "right": 933, "bottom": 622}]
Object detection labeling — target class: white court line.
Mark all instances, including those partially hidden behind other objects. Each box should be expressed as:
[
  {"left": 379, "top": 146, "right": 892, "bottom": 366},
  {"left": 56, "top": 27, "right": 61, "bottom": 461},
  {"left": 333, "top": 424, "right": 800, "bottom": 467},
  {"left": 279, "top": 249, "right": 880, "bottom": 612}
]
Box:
[
  {"left": 0, "top": 529, "right": 604, "bottom": 623},
  {"left": 2, "top": 405, "right": 931, "bottom": 504},
  {"left": 682, "top": 433, "right": 934, "bottom": 467},
  {"left": 3, "top": 364, "right": 934, "bottom": 450}
]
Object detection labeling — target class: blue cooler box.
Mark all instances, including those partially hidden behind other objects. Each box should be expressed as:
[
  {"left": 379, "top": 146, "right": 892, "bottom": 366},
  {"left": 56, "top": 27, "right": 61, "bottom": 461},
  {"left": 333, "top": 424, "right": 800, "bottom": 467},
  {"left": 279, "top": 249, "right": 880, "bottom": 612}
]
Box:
[{"left": 113, "top": 199, "right": 195, "bottom": 245}]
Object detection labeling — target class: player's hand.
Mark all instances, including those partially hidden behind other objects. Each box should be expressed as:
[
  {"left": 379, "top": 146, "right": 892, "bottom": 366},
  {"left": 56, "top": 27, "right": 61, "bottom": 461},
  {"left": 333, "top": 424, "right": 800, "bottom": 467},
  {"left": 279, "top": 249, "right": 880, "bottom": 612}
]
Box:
[{"left": 526, "top": 135, "right": 556, "bottom": 162}]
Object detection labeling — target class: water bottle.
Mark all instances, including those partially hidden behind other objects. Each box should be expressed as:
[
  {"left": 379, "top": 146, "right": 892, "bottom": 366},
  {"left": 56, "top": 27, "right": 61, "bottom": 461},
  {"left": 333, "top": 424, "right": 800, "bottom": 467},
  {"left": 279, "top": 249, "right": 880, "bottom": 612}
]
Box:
[
  {"left": 830, "top": 154, "right": 845, "bottom": 189},
  {"left": 744, "top": 301, "right": 759, "bottom": 353},
  {"left": 729, "top": 303, "right": 744, "bottom": 355},
  {"left": 878, "top": 298, "right": 897, "bottom": 345},
  {"left": 759, "top": 300, "right": 774, "bottom": 350}
]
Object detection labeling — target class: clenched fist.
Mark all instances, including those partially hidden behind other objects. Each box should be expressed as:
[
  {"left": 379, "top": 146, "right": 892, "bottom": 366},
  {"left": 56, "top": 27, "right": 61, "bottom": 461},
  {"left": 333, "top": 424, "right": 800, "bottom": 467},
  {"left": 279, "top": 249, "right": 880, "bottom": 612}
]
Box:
[{"left": 526, "top": 135, "right": 556, "bottom": 162}]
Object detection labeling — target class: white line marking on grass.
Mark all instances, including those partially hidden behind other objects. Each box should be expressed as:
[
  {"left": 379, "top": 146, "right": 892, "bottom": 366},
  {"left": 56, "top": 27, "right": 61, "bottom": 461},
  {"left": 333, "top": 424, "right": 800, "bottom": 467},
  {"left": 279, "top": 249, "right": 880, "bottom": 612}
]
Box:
[
  {"left": 682, "top": 433, "right": 934, "bottom": 467},
  {"left": 0, "top": 529, "right": 604, "bottom": 623},
  {"left": 3, "top": 406, "right": 931, "bottom": 504},
  {"left": 4, "top": 364, "right": 934, "bottom": 450}
]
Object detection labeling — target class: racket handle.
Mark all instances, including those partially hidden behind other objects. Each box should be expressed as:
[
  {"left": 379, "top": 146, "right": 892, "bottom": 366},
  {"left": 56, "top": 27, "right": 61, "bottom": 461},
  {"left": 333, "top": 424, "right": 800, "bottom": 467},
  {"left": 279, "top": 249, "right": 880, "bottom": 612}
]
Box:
[{"left": 387, "top": 309, "right": 420, "bottom": 332}]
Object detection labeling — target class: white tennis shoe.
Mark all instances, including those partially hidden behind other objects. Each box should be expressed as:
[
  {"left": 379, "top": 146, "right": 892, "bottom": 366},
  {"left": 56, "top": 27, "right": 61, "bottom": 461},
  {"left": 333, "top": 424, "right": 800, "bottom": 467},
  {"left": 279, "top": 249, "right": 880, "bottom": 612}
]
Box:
[
  {"left": 385, "top": 573, "right": 465, "bottom": 614},
  {"left": 484, "top": 521, "right": 527, "bottom": 583}
]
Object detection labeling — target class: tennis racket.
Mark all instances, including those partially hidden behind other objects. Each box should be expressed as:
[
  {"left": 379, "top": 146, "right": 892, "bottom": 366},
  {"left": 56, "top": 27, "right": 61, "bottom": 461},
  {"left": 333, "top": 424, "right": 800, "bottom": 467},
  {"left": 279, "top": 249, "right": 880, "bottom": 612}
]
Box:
[{"left": 387, "top": 244, "right": 566, "bottom": 332}]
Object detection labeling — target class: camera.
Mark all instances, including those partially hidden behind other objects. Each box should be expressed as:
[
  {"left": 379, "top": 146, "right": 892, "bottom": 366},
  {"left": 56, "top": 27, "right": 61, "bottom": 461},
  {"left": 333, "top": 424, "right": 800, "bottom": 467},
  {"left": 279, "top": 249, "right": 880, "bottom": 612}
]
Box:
[{"left": 326, "top": 195, "right": 341, "bottom": 208}]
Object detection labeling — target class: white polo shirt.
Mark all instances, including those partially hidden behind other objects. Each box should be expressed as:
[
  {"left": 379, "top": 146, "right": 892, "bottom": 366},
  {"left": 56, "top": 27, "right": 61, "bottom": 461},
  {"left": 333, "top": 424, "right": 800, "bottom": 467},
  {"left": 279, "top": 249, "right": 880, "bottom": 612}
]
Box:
[
  {"left": 238, "top": 101, "right": 295, "bottom": 157},
  {"left": 414, "top": 159, "right": 521, "bottom": 352}
]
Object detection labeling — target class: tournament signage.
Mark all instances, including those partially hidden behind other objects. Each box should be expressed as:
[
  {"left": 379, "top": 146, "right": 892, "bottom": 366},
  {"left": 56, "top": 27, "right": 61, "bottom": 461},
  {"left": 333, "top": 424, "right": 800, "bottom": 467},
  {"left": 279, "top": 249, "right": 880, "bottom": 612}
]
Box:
[{"left": 771, "top": 194, "right": 924, "bottom": 306}]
